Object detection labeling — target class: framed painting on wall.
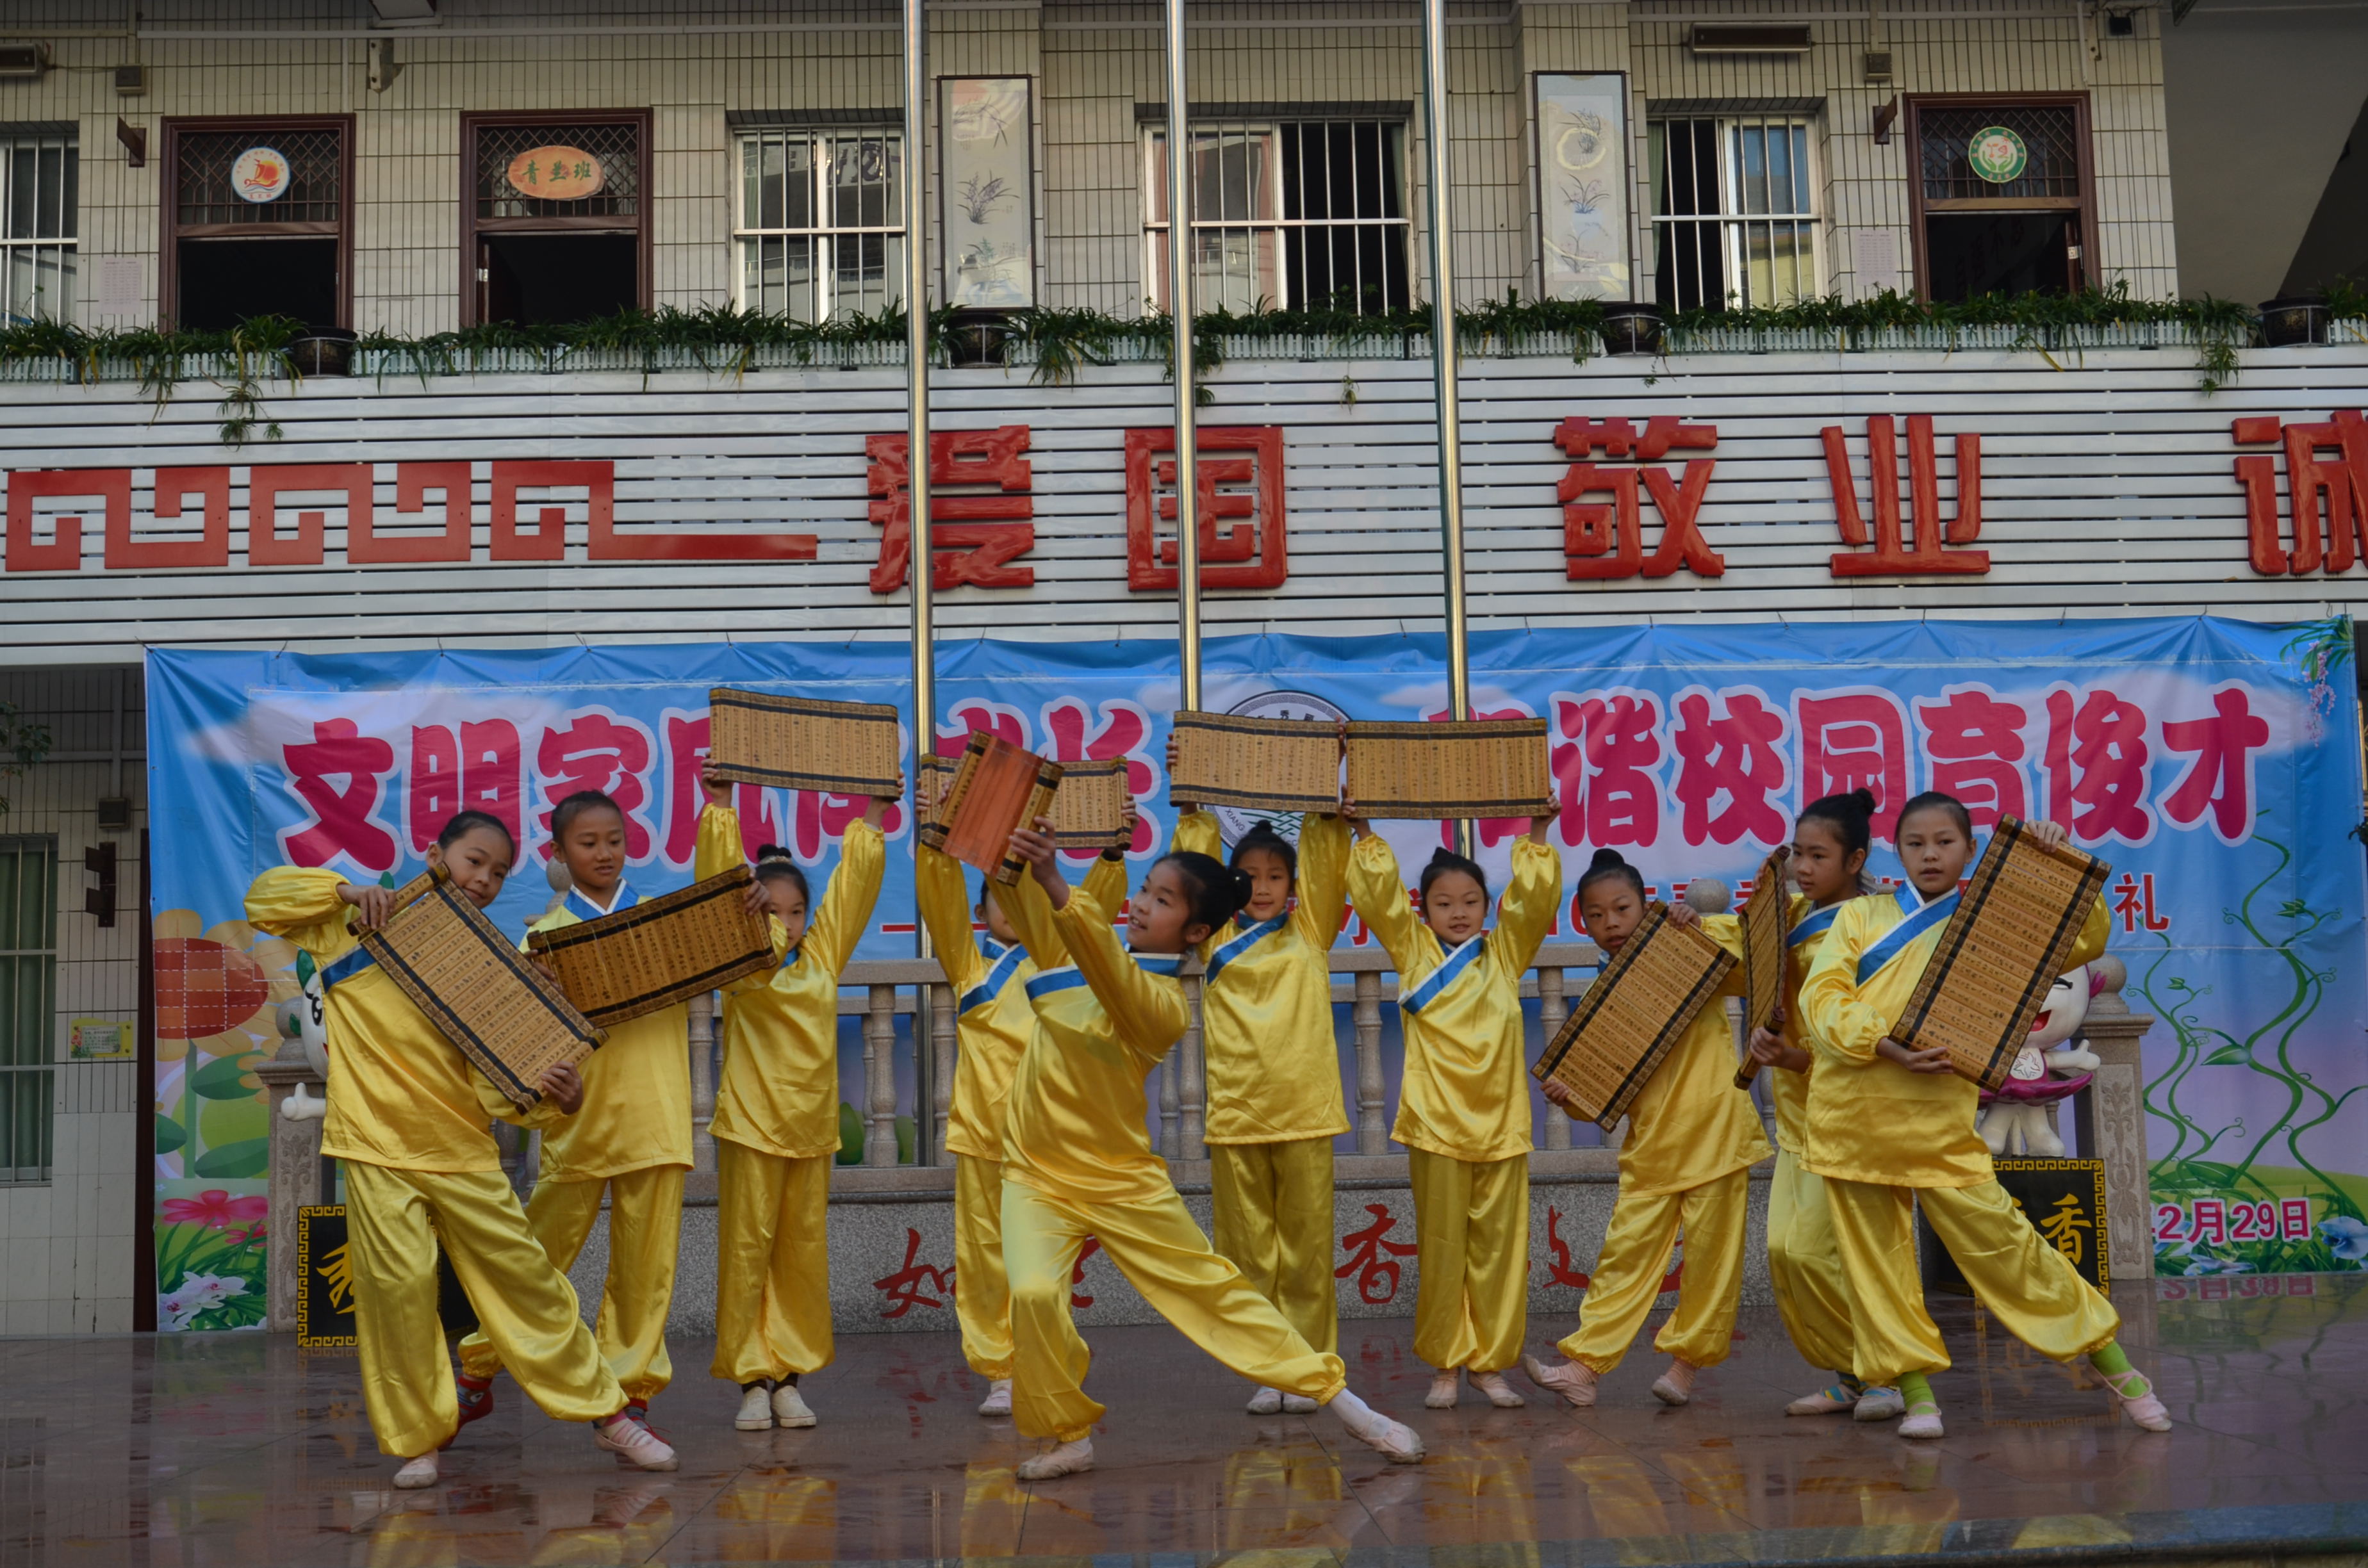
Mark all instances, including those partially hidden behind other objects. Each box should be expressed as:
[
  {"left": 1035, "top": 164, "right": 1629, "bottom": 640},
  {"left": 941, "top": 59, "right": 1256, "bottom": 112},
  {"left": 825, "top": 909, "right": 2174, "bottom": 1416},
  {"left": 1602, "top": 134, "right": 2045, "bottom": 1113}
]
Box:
[
  {"left": 1534, "top": 72, "right": 1632, "bottom": 301},
  {"left": 940, "top": 76, "right": 1036, "bottom": 308}
]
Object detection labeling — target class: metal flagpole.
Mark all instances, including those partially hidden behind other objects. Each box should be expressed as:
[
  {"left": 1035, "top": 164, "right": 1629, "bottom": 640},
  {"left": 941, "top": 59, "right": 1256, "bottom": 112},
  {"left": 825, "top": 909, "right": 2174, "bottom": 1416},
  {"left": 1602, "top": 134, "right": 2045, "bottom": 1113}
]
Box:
[
  {"left": 1419, "top": 0, "right": 1474, "bottom": 855},
  {"left": 1164, "top": 0, "right": 1201, "bottom": 712},
  {"left": 903, "top": 0, "right": 939, "bottom": 1159}
]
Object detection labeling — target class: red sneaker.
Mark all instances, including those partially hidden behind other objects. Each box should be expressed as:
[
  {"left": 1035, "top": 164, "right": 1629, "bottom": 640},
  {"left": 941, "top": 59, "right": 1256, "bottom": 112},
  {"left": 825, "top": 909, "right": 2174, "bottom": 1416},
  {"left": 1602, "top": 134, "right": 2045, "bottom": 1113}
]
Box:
[{"left": 455, "top": 1373, "right": 495, "bottom": 1431}]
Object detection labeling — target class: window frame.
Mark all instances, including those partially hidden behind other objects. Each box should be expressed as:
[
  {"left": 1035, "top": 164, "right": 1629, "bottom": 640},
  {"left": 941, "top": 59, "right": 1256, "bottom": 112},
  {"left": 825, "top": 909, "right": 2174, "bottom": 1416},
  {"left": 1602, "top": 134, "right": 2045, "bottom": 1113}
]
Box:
[
  {"left": 730, "top": 124, "right": 907, "bottom": 323},
  {"left": 0, "top": 122, "right": 78, "bottom": 326},
  {"left": 1140, "top": 114, "right": 1413, "bottom": 316},
  {"left": 0, "top": 834, "right": 58, "bottom": 1188},
  {"left": 160, "top": 113, "right": 354, "bottom": 331},
  {"left": 1904, "top": 91, "right": 2098, "bottom": 302},
  {"left": 459, "top": 108, "right": 652, "bottom": 328},
  {"left": 1647, "top": 110, "right": 1825, "bottom": 311}
]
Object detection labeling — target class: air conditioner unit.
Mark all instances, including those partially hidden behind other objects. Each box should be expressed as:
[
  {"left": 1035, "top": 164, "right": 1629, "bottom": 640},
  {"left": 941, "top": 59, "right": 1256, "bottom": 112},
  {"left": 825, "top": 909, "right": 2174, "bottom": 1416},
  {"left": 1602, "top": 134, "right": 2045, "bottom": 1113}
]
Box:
[
  {"left": 115, "top": 63, "right": 147, "bottom": 96},
  {"left": 1688, "top": 24, "right": 1814, "bottom": 55},
  {"left": 0, "top": 43, "right": 49, "bottom": 80},
  {"left": 368, "top": 0, "right": 440, "bottom": 20}
]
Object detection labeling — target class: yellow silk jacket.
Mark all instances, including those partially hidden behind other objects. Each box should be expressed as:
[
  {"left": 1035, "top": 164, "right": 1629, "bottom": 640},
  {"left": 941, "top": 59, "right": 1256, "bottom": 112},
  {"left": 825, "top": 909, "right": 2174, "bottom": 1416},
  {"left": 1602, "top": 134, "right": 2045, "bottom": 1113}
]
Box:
[
  {"left": 917, "top": 842, "right": 1126, "bottom": 1163},
  {"left": 1798, "top": 883, "right": 2109, "bottom": 1188},
  {"left": 1765, "top": 892, "right": 1857, "bottom": 1156},
  {"left": 993, "top": 874, "right": 1190, "bottom": 1205},
  {"left": 245, "top": 867, "right": 564, "bottom": 1175},
  {"left": 1598, "top": 913, "right": 1770, "bottom": 1196},
  {"left": 1172, "top": 810, "right": 1353, "bottom": 1146},
  {"left": 1346, "top": 835, "right": 1563, "bottom": 1163},
  {"left": 525, "top": 879, "right": 693, "bottom": 1183},
  {"left": 696, "top": 806, "right": 887, "bottom": 1161}
]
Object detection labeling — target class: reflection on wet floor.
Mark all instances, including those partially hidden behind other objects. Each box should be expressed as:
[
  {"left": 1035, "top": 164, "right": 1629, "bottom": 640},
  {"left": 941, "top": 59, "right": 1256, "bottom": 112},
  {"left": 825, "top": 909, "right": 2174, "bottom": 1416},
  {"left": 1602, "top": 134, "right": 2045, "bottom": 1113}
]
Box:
[{"left": 3, "top": 1275, "right": 2364, "bottom": 1566}]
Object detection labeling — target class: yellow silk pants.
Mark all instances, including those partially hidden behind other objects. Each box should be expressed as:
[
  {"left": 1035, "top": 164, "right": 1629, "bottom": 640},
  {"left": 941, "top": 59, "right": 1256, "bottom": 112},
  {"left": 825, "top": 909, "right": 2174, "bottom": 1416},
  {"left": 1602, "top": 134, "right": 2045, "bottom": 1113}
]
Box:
[
  {"left": 1001, "top": 1176, "right": 1348, "bottom": 1442},
  {"left": 955, "top": 1152, "right": 1013, "bottom": 1380},
  {"left": 1210, "top": 1136, "right": 1340, "bottom": 1358},
  {"left": 1766, "top": 1150, "right": 1857, "bottom": 1377},
  {"left": 711, "top": 1139, "right": 835, "bottom": 1385},
  {"left": 1558, "top": 1165, "right": 1749, "bottom": 1374},
  {"left": 342, "top": 1160, "right": 625, "bottom": 1459},
  {"left": 1406, "top": 1148, "right": 1529, "bottom": 1375},
  {"left": 1825, "top": 1174, "right": 2121, "bottom": 1386},
  {"left": 459, "top": 1163, "right": 684, "bottom": 1401}
]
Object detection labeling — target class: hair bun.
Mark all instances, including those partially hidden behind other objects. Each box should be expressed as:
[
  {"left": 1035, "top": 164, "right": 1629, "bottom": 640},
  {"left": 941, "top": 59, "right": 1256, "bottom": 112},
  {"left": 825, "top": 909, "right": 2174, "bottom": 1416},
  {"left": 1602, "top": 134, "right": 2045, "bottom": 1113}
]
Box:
[
  {"left": 1587, "top": 847, "right": 1629, "bottom": 873},
  {"left": 754, "top": 843, "right": 793, "bottom": 863},
  {"left": 1847, "top": 787, "right": 1877, "bottom": 815}
]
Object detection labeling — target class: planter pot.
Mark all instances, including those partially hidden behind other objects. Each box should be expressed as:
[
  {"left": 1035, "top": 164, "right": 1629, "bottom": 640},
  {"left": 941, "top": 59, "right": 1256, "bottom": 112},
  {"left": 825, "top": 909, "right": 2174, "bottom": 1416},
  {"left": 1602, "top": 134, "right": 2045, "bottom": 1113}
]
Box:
[
  {"left": 2258, "top": 297, "right": 2328, "bottom": 347},
  {"left": 287, "top": 329, "right": 357, "bottom": 377},
  {"left": 945, "top": 308, "right": 1013, "bottom": 367},
  {"left": 1598, "top": 301, "right": 1665, "bottom": 356}
]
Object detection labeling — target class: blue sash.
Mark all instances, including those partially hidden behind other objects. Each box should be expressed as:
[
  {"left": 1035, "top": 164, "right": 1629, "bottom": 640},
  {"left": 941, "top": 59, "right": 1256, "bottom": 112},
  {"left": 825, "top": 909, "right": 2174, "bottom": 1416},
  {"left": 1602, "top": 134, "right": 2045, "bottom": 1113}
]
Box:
[
  {"left": 1400, "top": 935, "right": 1484, "bottom": 1015},
  {"left": 565, "top": 882, "right": 639, "bottom": 923},
  {"left": 1855, "top": 887, "right": 1959, "bottom": 984},
  {"left": 1206, "top": 915, "right": 1287, "bottom": 988},
  {"left": 961, "top": 940, "right": 1026, "bottom": 1015},
  {"left": 1024, "top": 952, "right": 1181, "bottom": 1002},
  {"left": 1787, "top": 902, "right": 1842, "bottom": 949},
  {"left": 321, "top": 945, "right": 377, "bottom": 988}
]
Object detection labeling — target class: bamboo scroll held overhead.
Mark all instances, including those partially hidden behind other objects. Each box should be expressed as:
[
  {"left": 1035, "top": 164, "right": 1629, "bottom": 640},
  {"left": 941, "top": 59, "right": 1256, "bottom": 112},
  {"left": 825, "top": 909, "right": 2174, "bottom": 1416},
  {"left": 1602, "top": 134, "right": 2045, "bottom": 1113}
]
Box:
[
  {"left": 707, "top": 689, "right": 905, "bottom": 798},
  {"left": 1344, "top": 717, "right": 1552, "bottom": 819},
  {"left": 1170, "top": 710, "right": 1342, "bottom": 815},
  {"left": 1533, "top": 901, "right": 1736, "bottom": 1129},
  {"left": 918, "top": 730, "right": 1065, "bottom": 885},
  {"left": 527, "top": 865, "right": 777, "bottom": 1030}
]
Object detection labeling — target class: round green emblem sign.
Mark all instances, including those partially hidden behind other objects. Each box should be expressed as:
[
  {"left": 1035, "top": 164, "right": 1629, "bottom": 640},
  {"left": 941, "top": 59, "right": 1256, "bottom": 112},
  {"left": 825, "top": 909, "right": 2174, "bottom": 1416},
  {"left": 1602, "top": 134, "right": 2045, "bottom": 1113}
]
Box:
[{"left": 1968, "top": 126, "right": 2029, "bottom": 184}]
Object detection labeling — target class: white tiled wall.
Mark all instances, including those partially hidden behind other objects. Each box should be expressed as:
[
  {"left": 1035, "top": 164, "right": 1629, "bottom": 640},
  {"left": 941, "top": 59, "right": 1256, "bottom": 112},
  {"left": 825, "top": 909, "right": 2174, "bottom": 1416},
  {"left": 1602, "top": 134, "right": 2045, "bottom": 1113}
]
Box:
[{"left": 0, "top": 667, "right": 146, "bottom": 1337}]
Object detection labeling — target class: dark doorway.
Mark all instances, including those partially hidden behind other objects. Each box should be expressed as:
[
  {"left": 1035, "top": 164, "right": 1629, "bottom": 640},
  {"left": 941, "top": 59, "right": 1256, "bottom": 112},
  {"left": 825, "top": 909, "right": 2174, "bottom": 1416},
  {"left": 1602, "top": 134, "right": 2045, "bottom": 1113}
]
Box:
[
  {"left": 175, "top": 237, "right": 339, "bottom": 329},
  {"left": 477, "top": 233, "right": 639, "bottom": 325},
  {"left": 1922, "top": 211, "right": 2074, "bottom": 301}
]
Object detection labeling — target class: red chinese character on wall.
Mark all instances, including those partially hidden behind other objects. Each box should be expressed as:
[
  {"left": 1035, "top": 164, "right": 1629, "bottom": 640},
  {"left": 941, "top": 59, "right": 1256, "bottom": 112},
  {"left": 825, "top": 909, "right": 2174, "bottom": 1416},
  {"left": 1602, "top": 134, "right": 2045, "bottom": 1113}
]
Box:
[
  {"left": 281, "top": 719, "right": 399, "bottom": 872},
  {"left": 1823, "top": 414, "right": 1987, "bottom": 576},
  {"left": 2160, "top": 686, "right": 2271, "bottom": 844},
  {"left": 1670, "top": 687, "right": 1788, "bottom": 847},
  {"left": 866, "top": 426, "right": 1036, "bottom": 592},
  {"left": 1542, "top": 1206, "right": 1591, "bottom": 1290},
  {"left": 2041, "top": 686, "right": 2153, "bottom": 845},
  {"left": 2232, "top": 411, "right": 2368, "bottom": 575},
  {"left": 1551, "top": 691, "right": 1663, "bottom": 847},
  {"left": 1335, "top": 1204, "right": 1418, "bottom": 1305},
  {"left": 1552, "top": 416, "right": 1723, "bottom": 580},
  {"left": 874, "top": 1229, "right": 953, "bottom": 1318},
  {"left": 1796, "top": 691, "right": 1911, "bottom": 843},
  {"left": 1124, "top": 426, "right": 1288, "bottom": 590},
  {"left": 1913, "top": 687, "right": 2030, "bottom": 829}
]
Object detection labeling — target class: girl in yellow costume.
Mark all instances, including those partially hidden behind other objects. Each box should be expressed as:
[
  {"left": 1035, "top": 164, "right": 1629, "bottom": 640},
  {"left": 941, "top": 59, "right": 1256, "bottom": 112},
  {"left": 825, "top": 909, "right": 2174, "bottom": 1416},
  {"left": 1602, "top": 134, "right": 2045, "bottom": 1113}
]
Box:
[
  {"left": 916, "top": 831, "right": 1127, "bottom": 1418},
  {"left": 1344, "top": 810, "right": 1561, "bottom": 1412},
  {"left": 695, "top": 767, "right": 894, "bottom": 1431},
  {"left": 1797, "top": 790, "right": 2171, "bottom": 1439},
  {"left": 1525, "top": 847, "right": 1769, "bottom": 1409},
  {"left": 1740, "top": 788, "right": 1903, "bottom": 1422},
  {"left": 1168, "top": 799, "right": 1352, "bottom": 1415},
  {"left": 457, "top": 790, "right": 691, "bottom": 1435},
  {"left": 992, "top": 819, "right": 1425, "bottom": 1481},
  {"left": 245, "top": 810, "right": 677, "bottom": 1489}
]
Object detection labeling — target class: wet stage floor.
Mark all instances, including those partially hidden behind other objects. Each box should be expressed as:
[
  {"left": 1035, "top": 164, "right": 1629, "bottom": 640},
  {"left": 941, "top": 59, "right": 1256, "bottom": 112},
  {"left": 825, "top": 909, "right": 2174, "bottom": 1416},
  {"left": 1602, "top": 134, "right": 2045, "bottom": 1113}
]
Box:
[{"left": 5, "top": 1276, "right": 2367, "bottom": 1567}]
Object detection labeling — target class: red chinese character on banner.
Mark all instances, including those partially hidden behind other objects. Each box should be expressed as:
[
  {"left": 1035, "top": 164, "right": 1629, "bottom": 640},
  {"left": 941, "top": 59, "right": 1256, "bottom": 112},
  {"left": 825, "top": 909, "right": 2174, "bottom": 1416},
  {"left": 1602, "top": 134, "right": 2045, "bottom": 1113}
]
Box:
[
  {"left": 1542, "top": 1206, "right": 1591, "bottom": 1290},
  {"left": 1795, "top": 692, "right": 1911, "bottom": 843},
  {"left": 2161, "top": 687, "right": 2271, "bottom": 844},
  {"left": 1552, "top": 416, "right": 1723, "bottom": 581},
  {"left": 1551, "top": 692, "right": 1663, "bottom": 847},
  {"left": 874, "top": 1229, "right": 954, "bottom": 1318},
  {"left": 281, "top": 719, "right": 399, "bottom": 872},
  {"left": 1335, "top": 1204, "right": 1419, "bottom": 1305},
  {"left": 1914, "top": 688, "right": 2030, "bottom": 829},
  {"left": 1124, "top": 427, "right": 1288, "bottom": 590},
  {"left": 2111, "top": 872, "right": 2171, "bottom": 934},
  {"left": 660, "top": 714, "right": 783, "bottom": 865},
  {"left": 2189, "top": 1197, "right": 2226, "bottom": 1246},
  {"left": 1670, "top": 688, "right": 1788, "bottom": 847},
  {"left": 866, "top": 427, "right": 1036, "bottom": 592},
  {"left": 2232, "top": 411, "right": 2368, "bottom": 575},
  {"left": 1071, "top": 1236, "right": 1102, "bottom": 1309},
  {"left": 407, "top": 720, "right": 523, "bottom": 852},
  {"left": 1044, "top": 698, "right": 1156, "bottom": 856},
  {"left": 1823, "top": 414, "right": 1988, "bottom": 576},
  {"left": 793, "top": 787, "right": 903, "bottom": 862},
  {"left": 535, "top": 712, "right": 656, "bottom": 860},
  {"left": 2280, "top": 1198, "right": 2313, "bottom": 1240},
  {"left": 2041, "top": 687, "right": 2152, "bottom": 844}
]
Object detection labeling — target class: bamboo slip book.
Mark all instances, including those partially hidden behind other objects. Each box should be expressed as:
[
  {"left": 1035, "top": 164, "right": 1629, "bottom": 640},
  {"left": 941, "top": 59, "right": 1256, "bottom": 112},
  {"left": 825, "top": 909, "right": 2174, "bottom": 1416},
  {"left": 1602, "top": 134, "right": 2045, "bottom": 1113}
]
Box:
[
  {"left": 1171, "top": 710, "right": 1342, "bottom": 815},
  {"left": 1533, "top": 901, "right": 1737, "bottom": 1129},
  {"left": 919, "top": 730, "right": 1066, "bottom": 885},
  {"left": 1891, "top": 816, "right": 2112, "bottom": 1092},
  {"left": 1344, "top": 718, "right": 1554, "bottom": 819},
  {"left": 527, "top": 865, "right": 778, "bottom": 1031},
  {"left": 357, "top": 866, "right": 605, "bottom": 1109},
  {"left": 1732, "top": 846, "right": 1796, "bottom": 1089},
  {"left": 706, "top": 689, "right": 904, "bottom": 798}
]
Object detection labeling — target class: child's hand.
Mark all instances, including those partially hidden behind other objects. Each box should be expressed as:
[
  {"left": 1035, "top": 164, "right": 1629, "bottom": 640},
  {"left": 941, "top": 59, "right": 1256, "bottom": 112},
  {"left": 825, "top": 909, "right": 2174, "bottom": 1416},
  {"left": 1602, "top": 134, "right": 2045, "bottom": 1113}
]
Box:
[
  {"left": 1878, "top": 1038, "right": 1953, "bottom": 1074},
  {"left": 1663, "top": 901, "right": 1701, "bottom": 928},
  {"left": 1540, "top": 1078, "right": 1575, "bottom": 1108},
  {"left": 340, "top": 881, "right": 398, "bottom": 931},
  {"left": 1110, "top": 797, "right": 1139, "bottom": 857},
  {"left": 1527, "top": 811, "right": 1555, "bottom": 845},
  {"left": 1165, "top": 733, "right": 1193, "bottom": 815},
  {"left": 538, "top": 1062, "right": 586, "bottom": 1115},
  {"left": 530, "top": 953, "right": 561, "bottom": 984},
  {"left": 700, "top": 762, "right": 734, "bottom": 808},
  {"left": 1342, "top": 795, "right": 1372, "bottom": 839},
  {"left": 1009, "top": 817, "right": 1069, "bottom": 908},
  {"left": 1747, "top": 1026, "right": 1785, "bottom": 1064},
  {"left": 2023, "top": 818, "right": 2072, "bottom": 853},
  {"left": 742, "top": 879, "right": 771, "bottom": 915},
  {"left": 864, "top": 773, "right": 904, "bottom": 828}
]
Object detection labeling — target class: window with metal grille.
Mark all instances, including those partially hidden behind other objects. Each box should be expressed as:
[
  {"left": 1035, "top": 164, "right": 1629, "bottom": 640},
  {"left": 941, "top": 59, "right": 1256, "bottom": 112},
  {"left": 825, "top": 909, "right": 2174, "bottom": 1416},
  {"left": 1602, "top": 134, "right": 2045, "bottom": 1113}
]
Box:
[
  {"left": 1144, "top": 119, "right": 1410, "bottom": 315},
  {"left": 0, "top": 837, "right": 56, "bottom": 1186},
  {"left": 1650, "top": 115, "right": 1821, "bottom": 311},
  {"left": 732, "top": 129, "right": 903, "bottom": 322},
  {"left": 165, "top": 117, "right": 349, "bottom": 330},
  {"left": 1909, "top": 97, "right": 2093, "bottom": 300},
  {"left": 464, "top": 113, "right": 648, "bottom": 327},
  {"left": 0, "top": 133, "right": 75, "bottom": 325}
]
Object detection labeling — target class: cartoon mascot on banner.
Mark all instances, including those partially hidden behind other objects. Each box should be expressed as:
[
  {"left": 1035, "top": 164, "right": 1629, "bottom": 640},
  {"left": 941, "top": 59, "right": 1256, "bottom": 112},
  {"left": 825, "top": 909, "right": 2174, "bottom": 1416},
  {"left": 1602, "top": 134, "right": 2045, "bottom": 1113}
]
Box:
[
  {"left": 274, "top": 952, "right": 331, "bottom": 1121},
  {"left": 1976, "top": 963, "right": 2105, "bottom": 1157}
]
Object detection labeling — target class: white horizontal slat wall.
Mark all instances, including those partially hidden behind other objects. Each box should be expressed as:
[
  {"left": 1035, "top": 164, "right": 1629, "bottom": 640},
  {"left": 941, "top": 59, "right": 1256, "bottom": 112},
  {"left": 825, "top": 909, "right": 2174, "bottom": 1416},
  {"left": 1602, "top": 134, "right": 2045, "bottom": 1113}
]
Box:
[{"left": 2, "top": 341, "right": 2365, "bottom": 662}]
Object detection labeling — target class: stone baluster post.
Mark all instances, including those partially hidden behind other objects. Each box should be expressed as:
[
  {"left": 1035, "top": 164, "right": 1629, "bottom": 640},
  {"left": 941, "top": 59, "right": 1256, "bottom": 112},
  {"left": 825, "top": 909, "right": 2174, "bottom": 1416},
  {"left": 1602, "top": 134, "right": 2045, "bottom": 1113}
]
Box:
[
  {"left": 687, "top": 989, "right": 718, "bottom": 1177},
  {"left": 1158, "top": 1058, "right": 1181, "bottom": 1159},
  {"left": 254, "top": 1036, "right": 325, "bottom": 1334},
  {"left": 864, "top": 983, "right": 900, "bottom": 1166},
  {"left": 1537, "top": 961, "right": 1570, "bottom": 1150},
  {"left": 1354, "top": 970, "right": 1386, "bottom": 1154},
  {"left": 2075, "top": 954, "right": 2155, "bottom": 1295},
  {"left": 1179, "top": 958, "right": 1208, "bottom": 1159},
  {"left": 929, "top": 981, "right": 957, "bottom": 1166}
]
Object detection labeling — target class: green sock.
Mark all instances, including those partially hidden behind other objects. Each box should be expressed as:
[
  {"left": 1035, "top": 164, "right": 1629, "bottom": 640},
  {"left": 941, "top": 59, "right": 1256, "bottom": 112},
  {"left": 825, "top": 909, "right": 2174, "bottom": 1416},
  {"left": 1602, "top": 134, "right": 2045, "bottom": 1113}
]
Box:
[
  {"left": 2089, "top": 1343, "right": 2134, "bottom": 1377},
  {"left": 1899, "top": 1371, "right": 1936, "bottom": 1409}
]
